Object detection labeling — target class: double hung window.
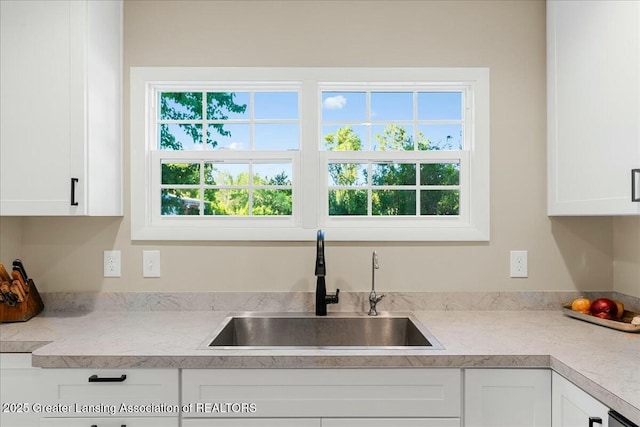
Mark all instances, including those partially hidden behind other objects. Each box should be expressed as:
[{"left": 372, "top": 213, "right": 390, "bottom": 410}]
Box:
[{"left": 131, "top": 68, "right": 489, "bottom": 241}]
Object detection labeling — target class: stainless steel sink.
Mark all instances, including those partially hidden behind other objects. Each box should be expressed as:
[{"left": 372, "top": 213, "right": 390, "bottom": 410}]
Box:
[{"left": 199, "top": 312, "right": 443, "bottom": 350}]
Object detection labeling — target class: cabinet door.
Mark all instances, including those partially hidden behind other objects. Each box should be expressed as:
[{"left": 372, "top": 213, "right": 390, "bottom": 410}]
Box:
[
  {"left": 0, "top": 0, "right": 122, "bottom": 216},
  {"left": 0, "top": 0, "right": 75, "bottom": 215},
  {"left": 322, "top": 419, "right": 460, "bottom": 427},
  {"left": 552, "top": 372, "right": 609, "bottom": 427},
  {"left": 0, "top": 354, "right": 41, "bottom": 427},
  {"left": 39, "top": 417, "right": 178, "bottom": 426},
  {"left": 182, "top": 420, "right": 321, "bottom": 427},
  {"left": 464, "top": 369, "right": 551, "bottom": 427},
  {"left": 182, "top": 368, "right": 461, "bottom": 418},
  {"left": 547, "top": 0, "right": 640, "bottom": 215}
]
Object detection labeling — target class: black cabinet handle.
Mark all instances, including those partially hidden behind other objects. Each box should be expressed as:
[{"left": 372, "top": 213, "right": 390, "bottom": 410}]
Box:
[
  {"left": 588, "top": 417, "right": 602, "bottom": 427},
  {"left": 90, "top": 425, "right": 125, "bottom": 427},
  {"left": 633, "top": 169, "right": 640, "bottom": 202},
  {"left": 70, "top": 178, "right": 79, "bottom": 206},
  {"left": 88, "top": 374, "right": 127, "bottom": 383}
]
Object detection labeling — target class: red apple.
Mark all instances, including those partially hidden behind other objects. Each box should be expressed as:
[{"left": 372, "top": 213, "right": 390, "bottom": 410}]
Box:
[{"left": 590, "top": 298, "right": 618, "bottom": 319}]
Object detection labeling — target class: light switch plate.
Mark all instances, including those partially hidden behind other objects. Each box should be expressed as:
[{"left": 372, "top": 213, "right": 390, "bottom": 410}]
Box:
[
  {"left": 510, "top": 250, "right": 528, "bottom": 278},
  {"left": 143, "top": 250, "right": 161, "bottom": 278},
  {"left": 104, "top": 250, "right": 121, "bottom": 277}
]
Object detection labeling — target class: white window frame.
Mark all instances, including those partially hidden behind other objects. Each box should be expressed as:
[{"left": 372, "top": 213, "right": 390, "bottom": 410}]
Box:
[{"left": 130, "top": 67, "right": 490, "bottom": 241}]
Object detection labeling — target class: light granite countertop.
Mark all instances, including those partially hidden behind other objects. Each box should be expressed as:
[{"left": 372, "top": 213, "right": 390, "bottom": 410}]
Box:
[{"left": 1, "top": 309, "right": 639, "bottom": 424}]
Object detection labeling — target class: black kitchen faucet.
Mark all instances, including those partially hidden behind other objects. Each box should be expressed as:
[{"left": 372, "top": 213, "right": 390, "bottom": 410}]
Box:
[{"left": 315, "top": 230, "right": 339, "bottom": 316}]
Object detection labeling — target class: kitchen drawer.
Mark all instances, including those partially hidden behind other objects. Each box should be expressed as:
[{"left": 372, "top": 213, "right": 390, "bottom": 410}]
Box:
[
  {"left": 40, "top": 369, "right": 178, "bottom": 417},
  {"left": 182, "top": 368, "right": 461, "bottom": 418},
  {"left": 183, "top": 419, "right": 321, "bottom": 427},
  {"left": 322, "top": 420, "right": 460, "bottom": 427},
  {"left": 39, "top": 417, "right": 178, "bottom": 426}
]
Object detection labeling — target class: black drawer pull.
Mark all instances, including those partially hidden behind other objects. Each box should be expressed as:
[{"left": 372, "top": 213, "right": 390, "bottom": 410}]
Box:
[
  {"left": 71, "top": 178, "right": 79, "bottom": 206},
  {"left": 588, "top": 417, "right": 602, "bottom": 427},
  {"left": 90, "top": 425, "right": 126, "bottom": 427},
  {"left": 632, "top": 169, "right": 640, "bottom": 202},
  {"left": 88, "top": 374, "right": 127, "bottom": 383}
]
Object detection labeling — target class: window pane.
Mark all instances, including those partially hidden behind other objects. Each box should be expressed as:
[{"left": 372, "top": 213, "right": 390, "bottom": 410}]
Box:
[
  {"left": 253, "top": 163, "right": 292, "bottom": 186},
  {"left": 421, "top": 190, "right": 460, "bottom": 215},
  {"left": 159, "top": 124, "right": 203, "bottom": 150},
  {"left": 161, "top": 189, "right": 200, "bottom": 216},
  {"left": 328, "top": 190, "right": 367, "bottom": 215},
  {"left": 322, "top": 125, "right": 367, "bottom": 151},
  {"left": 372, "top": 124, "right": 414, "bottom": 151},
  {"left": 205, "top": 163, "right": 248, "bottom": 186},
  {"left": 254, "top": 92, "right": 298, "bottom": 119},
  {"left": 207, "top": 92, "right": 249, "bottom": 120},
  {"left": 162, "top": 163, "right": 200, "bottom": 185},
  {"left": 322, "top": 92, "right": 366, "bottom": 122},
  {"left": 159, "top": 92, "right": 202, "bottom": 120},
  {"left": 253, "top": 190, "right": 293, "bottom": 215},
  {"left": 420, "top": 163, "right": 460, "bottom": 186},
  {"left": 255, "top": 123, "right": 299, "bottom": 150},
  {"left": 418, "top": 92, "right": 462, "bottom": 120},
  {"left": 372, "top": 190, "right": 416, "bottom": 215},
  {"left": 328, "top": 163, "right": 367, "bottom": 186},
  {"left": 208, "top": 123, "right": 250, "bottom": 150},
  {"left": 204, "top": 189, "right": 249, "bottom": 215},
  {"left": 372, "top": 163, "right": 416, "bottom": 186},
  {"left": 417, "top": 124, "right": 463, "bottom": 150},
  {"left": 371, "top": 92, "right": 413, "bottom": 121}
]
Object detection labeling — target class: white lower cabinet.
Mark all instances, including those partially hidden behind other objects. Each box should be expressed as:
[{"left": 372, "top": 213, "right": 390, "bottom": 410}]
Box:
[
  {"left": 39, "top": 417, "right": 178, "bottom": 426},
  {"left": 464, "top": 368, "right": 551, "bottom": 427},
  {"left": 552, "top": 372, "right": 609, "bottom": 427},
  {"left": 0, "top": 353, "right": 41, "bottom": 427}
]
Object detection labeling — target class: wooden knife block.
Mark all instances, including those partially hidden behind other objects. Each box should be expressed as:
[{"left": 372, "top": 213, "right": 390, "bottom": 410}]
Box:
[{"left": 0, "top": 279, "right": 44, "bottom": 323}]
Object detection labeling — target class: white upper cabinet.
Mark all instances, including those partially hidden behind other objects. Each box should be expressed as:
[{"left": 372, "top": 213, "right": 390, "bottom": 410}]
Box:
[
  {"left": 0, "top": 0, "right": 122, "bottom": 216},
  {"left": 547, "top": 0, "right": 640, "bottom": 215}
]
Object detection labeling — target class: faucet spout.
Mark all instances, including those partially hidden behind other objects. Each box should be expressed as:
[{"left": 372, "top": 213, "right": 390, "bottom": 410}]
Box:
[
  {"left": 368, "top": 250, "right": 384, "bottom": 316},
  {"left": 315, "top": 230, "right": 339, "bottom": 315}
]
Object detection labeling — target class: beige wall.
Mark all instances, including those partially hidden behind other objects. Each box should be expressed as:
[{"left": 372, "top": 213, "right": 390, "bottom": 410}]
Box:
[
  {"left": 0, "top": 217, "right": 22, "bottom": 263},
  {"left": 614, "top": 218, "right": 640, "bottom": 298},
  {"left": 3, "top": 1, "right": 619, "bottom": 293}
]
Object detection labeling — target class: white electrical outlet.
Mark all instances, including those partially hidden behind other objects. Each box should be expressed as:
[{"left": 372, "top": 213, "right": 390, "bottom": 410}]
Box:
[
  {"left": 143, "top": 250, "right": 161, "bottom": 278},
  {"left": 510, "top": 250, "right": 528, "bottom": 278},
  {"left": 103, "top": 250, "right": 121, "bottom": 277}
]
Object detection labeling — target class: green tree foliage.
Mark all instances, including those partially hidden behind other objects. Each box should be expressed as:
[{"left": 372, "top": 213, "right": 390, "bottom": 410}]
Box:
[{"left": 326, "top": 124, "right": 460, "bottom": 216}]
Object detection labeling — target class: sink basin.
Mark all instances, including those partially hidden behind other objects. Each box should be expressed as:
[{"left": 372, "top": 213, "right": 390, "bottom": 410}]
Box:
[{"left": 199, "top": 312, "right": 443, "bottom": 349}]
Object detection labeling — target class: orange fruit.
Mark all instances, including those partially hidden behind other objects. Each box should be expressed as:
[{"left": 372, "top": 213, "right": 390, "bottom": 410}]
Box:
[
  {"left": 613, "top": 300, "right": 625, "bottom": 318},
  {"left": 571, "top": 297, "right": 591, "bottom": 314}
]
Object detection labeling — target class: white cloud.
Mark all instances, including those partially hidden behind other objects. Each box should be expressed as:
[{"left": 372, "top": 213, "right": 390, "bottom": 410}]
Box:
[
  {"left": 219, "top": 142, "right": 246, "bottom": 150},
  {"left": 323, "top": 95, "right": 347, "bottom": 110}
]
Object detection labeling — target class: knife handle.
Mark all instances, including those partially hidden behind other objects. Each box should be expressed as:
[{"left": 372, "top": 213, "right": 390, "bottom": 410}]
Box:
[
  {"left": 0, "top": 282, "right": 16, "bottom": 306},
  {"left": 11, "top": 271, "right": 28, "bottom": 293},
  {"left": 0, "top": 263, "right": 12, "bottom": 282},
  {"left": 10, "top": 281, "right": 25, "bottom": 303},
  {"left": 88, "top": 374, "right": 127, "bottom": 383},
  {"left": 12, "top": 259, "right": 29, "bottom": 281}
]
